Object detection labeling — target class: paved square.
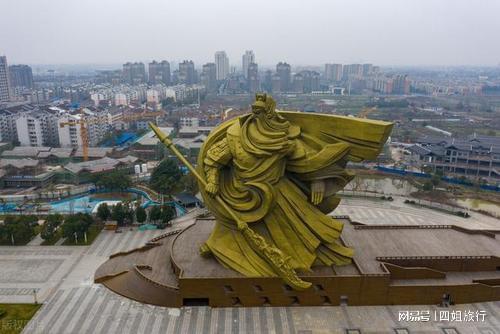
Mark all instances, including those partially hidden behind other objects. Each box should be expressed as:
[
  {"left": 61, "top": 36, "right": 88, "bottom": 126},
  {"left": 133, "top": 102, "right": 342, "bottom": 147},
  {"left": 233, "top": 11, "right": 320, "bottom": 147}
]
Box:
[
  {"left": 0, "top": 259, "right": 64, "bottom": 283},
  {"left": 0, "top": 202, "right": 496, "bottom": 333}
]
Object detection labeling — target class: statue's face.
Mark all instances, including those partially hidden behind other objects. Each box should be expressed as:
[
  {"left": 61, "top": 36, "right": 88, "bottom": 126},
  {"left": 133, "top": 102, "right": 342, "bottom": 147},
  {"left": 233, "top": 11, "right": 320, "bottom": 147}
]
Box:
[{"left": 251, "top": 102, "right": 266, "bottom": 115}]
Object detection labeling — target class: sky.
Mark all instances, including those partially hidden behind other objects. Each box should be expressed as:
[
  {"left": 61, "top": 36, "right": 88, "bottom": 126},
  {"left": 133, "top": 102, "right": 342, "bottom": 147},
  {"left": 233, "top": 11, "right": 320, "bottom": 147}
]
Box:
[{"left": 1, "top": 0, "right": 500, "bottom": 67}]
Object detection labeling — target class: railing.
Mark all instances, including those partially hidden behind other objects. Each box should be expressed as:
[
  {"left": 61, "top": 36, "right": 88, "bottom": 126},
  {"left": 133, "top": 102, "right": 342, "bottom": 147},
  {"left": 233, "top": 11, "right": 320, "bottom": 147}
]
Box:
[{"left": 133, "top": 264, "right": 179, "bottom": 291}]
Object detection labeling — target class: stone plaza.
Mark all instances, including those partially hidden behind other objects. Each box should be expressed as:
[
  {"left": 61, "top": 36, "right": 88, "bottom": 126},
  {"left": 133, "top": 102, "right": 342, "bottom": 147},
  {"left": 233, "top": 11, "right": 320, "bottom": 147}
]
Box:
[{"left": 0, "top": 198, "right": 497, "bottom": 333}]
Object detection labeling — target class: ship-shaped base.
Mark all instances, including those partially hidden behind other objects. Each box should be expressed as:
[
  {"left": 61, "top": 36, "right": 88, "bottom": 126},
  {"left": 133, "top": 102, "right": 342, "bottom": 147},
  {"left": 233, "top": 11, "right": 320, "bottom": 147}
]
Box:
[{"left": 95, "top": 215, "right": 500, "bottom": 307}]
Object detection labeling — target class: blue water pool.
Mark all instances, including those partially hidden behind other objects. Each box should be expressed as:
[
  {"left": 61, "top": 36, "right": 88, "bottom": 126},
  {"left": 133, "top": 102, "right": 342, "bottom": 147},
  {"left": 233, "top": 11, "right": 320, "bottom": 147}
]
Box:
[
  {"left": 49, "top": 195, "right": 123, "bottom": 214},
  {"left": 1, "top": 189, "right": 187, "bottom": 216}
]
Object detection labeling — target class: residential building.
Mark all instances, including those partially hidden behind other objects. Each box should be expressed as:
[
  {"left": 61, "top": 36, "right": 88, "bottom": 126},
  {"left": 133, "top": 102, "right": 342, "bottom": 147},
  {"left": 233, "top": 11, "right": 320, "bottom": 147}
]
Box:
[
  {"left": 0, "top": 56, "right": 10, "bottom": 102},
  {"left": 325, "top": 64, "right": 342, "bottom": 82},
  {"left": 262, "top": 70, "right": 273, "bottom": 93},
  {"left": 215, "top": 51, "right": 229, "bottom": 81},
  {"left": 247, "top": 63, "right": 259, "bottom": 93},
  {"left": 201, "top": 63, "right": 217, "bottom": 93},
  {"left": 180, "top": 117, "right": 199, "bottom": 128},
  {"left": 164, "top": 84, "right": 205, "bottom": 103},
  {"left": 292, "top": 73, "right": 304, "bottom": 93},
  {"left": 271, "top": 73, "right": 282, "bottom": 93},
  {"left": 122, "top": 62, "right": 146, "bottom": 84},
  {"left": 57, "top": 114, "right": 83, "bottom": 148},
  {"left": 242, "top": 50, "right": 255, "bottom": 79},
  {"left": 8, "top": 65, "right": 34, "bottom": 89},
  {"left": 393, "top": 74, "right": 411, "bottom": 95},
  {"left": 178, "top": 60, "right": 196, "bottom": 85},
  {"left": 293, "top": 70, "right": 320, "bottom": 93},
  {"left": 373, "top": 76, "right": 394, "bottom": 94},
  {"left": 276, "top": 62, "right": 291, "bottom": 92},
  {"left": 343, "top": 64, "right": 363, "bottom": 80},
  {"left": 146, "top": 88, "right": 164, "bottom": 104},
  {"left": 362, "top": 63, "right": 373, "bottom": 76},
  {"left": 15, "top": 111, "right": 60, "bottom": 147},
  {"left": 148, "top": 60, "right": 171, "bottom": 85}
]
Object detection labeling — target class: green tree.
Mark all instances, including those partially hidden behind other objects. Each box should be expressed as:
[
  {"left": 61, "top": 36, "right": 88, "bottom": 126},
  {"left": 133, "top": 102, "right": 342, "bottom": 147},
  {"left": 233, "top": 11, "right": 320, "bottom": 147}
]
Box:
[
  {"left": 431, "top": 174, "right": 441, "bottom": 187},
  {"left": 180, "top": 172, "right": 199, "bottom": 195},
  {"left": 97, "top": 203, "right": 111, "bottom": 221},
  {"left": 93, "top": 170, "right": 132, "bottom": 191},
  {"left": 41, "top": 222, "right": 56, "bottom": 241},
  {"left": 46, "top": 214, "right": 64, "bottom": 226},
  {"left": 150, "top": 158, "right": 182, "bottom": 195},
  {"left": 160, "top": 205, "right": 175, "bottom": 224},
  {"left": 40, "top": 214, "right": 63, "bottom": 241},
  {"left": 149, "top": 206, "right": 162, "bottom": 223},
  {"left": 61, "top": 214, "right": 93, "bottom": 243},
  {"left": 111, "top": 203, "right": 126, "bottom": 226},
  {"left": 1, "top": 218, "right": 35, "bottom": 245},
  {"left": 135, "top": 206, "right": 147, "bottom": 224},
  {"left": 422, "top": 181, "right": 433, "bottom": 191}
]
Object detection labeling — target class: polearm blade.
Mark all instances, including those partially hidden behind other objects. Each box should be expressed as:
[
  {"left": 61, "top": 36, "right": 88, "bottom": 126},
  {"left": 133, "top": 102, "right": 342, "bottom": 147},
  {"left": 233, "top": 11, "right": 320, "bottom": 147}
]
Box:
[{"left": 149, "top": 123, "right": 311, "bottom": 290}]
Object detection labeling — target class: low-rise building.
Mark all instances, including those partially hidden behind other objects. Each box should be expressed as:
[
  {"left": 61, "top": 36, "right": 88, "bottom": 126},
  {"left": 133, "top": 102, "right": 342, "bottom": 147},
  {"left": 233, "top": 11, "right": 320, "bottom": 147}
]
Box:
[{"left": 406, "top": 134, "right": 500, "bottom": 180}]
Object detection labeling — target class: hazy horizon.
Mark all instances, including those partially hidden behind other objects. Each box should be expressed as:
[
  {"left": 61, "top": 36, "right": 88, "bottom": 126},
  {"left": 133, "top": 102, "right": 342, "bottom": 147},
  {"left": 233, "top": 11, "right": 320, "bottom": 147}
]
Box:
[{"left": 2, "top": 0, "right": 500, "bottom": 67}]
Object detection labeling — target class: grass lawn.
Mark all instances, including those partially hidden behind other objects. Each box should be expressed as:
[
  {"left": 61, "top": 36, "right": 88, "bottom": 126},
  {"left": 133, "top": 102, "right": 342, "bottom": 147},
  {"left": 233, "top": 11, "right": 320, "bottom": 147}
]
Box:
[
  {"left": 62, "top": 224, "right": 103, "bottom": 246},
  {"left": 0, "top": 304, "right": 41, "bottom": 334}
]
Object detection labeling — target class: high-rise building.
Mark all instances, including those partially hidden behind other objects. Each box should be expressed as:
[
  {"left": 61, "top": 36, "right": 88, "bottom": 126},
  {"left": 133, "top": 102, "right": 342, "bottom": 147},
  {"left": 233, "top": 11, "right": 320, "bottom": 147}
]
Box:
[
  {"left": 148, "top": 60, "right": 171, "bottom": 85},
  {"left": 178, "top": 60, "right": 196, "bottom": 85},
  {"left": 276, "top": 62, "right": 291, "bottom": 92},
  {"left": 362, "top": 64, "right": 373, "bottom": 77},
  {"left": 292, "top": 73, "right": 304, "bottom": 93},
  {"left": 242, "top": 50, "right": 255, "bottom": 79},
  {"left": 393, "top": 74, "right": 410, "bottom": 95},
  {"left": 247, "top": 63, "right": 259, "bottom": 93},
  {"left": 325, "top": 64, "right": 342, "bottom": 82},
  {"left": 201, "top": 63, "right": 217, "bottom": 93},
  {"left": 8, "top": 65, "right": 34, "bottom": 89},
  {"left": 15, "top": 111, "right": 59, "bottom": 147},
  {"left": 215, "top": 51, "right": 229, "bottom": 81},
  {"left": 263, "top": 70, "right": 273, "bottom": 93},
  {"left": 343, "top": 64, "right": 363, "bottom": 80},
  {"left": 294, "top": 70, "right": 320, "bottom": 93},
  {"left": 122, "top": 62, "right": 146, "bottom": 84},
  {"left": 271, "top": 73, "right": 282, "bottom": 93},
  {"left": 0, "top": 56, "right": 11, "bottom": 102}
]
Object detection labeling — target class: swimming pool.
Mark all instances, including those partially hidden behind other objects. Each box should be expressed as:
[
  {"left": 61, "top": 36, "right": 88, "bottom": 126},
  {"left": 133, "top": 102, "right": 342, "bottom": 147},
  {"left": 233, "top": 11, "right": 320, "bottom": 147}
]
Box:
[
  {"left": 0, "top": 189, "right": 187, "bottom": 216},
  {"left": 49, "top": 196, "right": 123, "bottom": 214}
]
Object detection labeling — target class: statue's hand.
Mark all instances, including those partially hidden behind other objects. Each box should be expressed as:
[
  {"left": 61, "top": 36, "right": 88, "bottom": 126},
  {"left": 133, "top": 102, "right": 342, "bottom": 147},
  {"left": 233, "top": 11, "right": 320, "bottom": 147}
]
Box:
[
  {"left": 205, "top": 182, "right": 219, "bottom": 196},
  {"left": 310, "top": 180, "right": 325, "bottom": 205}
]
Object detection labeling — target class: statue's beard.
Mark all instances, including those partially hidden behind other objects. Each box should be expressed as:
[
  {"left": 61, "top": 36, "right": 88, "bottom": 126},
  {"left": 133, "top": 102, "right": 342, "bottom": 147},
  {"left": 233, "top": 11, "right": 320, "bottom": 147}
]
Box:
[{"left": 241, "top": 110, "right": 291, "bottom": 157}]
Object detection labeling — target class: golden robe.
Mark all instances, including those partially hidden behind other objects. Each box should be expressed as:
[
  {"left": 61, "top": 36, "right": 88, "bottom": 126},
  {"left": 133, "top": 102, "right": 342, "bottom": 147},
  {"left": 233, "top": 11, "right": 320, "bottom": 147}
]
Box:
[{"left": 198, "top": 111, "right": 392, "bottom": 278}]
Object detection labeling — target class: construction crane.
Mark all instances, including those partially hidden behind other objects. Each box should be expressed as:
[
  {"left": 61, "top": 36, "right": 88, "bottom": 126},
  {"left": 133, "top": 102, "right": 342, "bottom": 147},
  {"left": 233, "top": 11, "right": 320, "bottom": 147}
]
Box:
[
  {"left": 59, "top": 109, "right": 103, "bottom": 162},
  {"left": 359, "top": 107, "right": 377, "bottom": 118}
]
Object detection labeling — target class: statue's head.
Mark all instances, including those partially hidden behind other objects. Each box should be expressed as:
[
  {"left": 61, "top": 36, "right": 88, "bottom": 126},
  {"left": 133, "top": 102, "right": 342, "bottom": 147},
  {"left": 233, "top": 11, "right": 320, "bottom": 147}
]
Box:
[{"left": 252, "top": 93, "right": 277, "bottom": 119}]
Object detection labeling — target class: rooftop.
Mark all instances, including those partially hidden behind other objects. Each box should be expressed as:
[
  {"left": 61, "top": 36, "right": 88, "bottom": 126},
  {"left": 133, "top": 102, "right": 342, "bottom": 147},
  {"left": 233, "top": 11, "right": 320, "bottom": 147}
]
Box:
[
  {"left": 73, "top": 147, "right": 114, "bottom": 158},
  {"left": 134, "top": 127, "right": 174, "bottom": 146},
  {"left": 0, "top": 158, "right": 40, "bottom": 169}
]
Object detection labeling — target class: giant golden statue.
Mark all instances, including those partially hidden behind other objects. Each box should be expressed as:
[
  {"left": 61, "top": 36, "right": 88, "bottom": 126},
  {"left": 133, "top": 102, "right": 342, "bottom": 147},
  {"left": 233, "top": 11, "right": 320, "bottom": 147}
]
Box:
[{"left": 151, "top": 94, "right": 392, "bottom": 290}]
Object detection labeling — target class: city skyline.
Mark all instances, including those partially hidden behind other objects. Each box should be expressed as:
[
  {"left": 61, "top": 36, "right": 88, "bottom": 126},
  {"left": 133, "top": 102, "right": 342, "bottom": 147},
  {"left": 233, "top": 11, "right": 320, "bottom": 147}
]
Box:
[{"left": 1, "top": 0, "right": 500, "bottom": 66}]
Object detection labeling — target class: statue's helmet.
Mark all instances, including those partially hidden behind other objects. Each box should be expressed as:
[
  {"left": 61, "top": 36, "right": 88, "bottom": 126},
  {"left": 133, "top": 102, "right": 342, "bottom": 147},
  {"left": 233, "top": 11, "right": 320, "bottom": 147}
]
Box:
[
  {"left": 251, "top": 93, "right": 267, "bottom": 114},
  {"left": 252, "top": 93, "right": 277, "bottom": 118}
]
